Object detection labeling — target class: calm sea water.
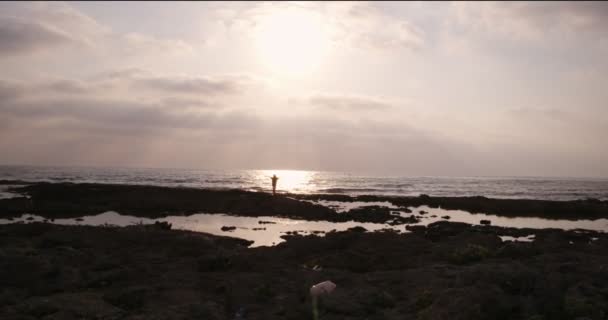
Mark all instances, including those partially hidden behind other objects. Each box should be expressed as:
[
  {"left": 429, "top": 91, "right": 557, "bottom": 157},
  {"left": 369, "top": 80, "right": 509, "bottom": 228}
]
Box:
[{"left": 1, "top": 165, "right": 607, "bottom": 201}]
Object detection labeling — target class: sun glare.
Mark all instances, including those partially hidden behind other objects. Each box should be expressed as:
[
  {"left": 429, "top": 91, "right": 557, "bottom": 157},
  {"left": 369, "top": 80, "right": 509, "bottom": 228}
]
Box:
[
  {"left": 254, "top": 8, "right": 330, "bottom": 75},
  {"left": 257, "top": 169, "right": 314, "bottom": 193}
]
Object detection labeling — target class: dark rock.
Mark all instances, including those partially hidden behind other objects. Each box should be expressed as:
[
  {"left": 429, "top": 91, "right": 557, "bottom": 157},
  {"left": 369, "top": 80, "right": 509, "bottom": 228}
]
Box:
[
  {"left": 198, "top": 252, "right": 232, "bottom": 272},
  {"left": 6, "top": 182, "right": 608, "bottom": 223},
  {"left": 221, "top": 226, "right": 236, "bottom": 232},
  {"left": 258, "top": 220, "right": 276, "bottom": 224},
  {"left": 448, "top": 244, "right": 490, "bottom": 264},
  {"left": 347, "top": 226, "right": 367, "bottom": 233},
  {"left": 153, "top": 221, "right": 172, "bottom": 230},
  {"left": 103, "top": 287, "right": 148, "bottom": 310},
  {"left": 441, "top": 215, "right": 451, "bottom": 220},
  {"left": 2, "top": 221, "right": 608, "bottom": 320},
  {"left": 480, "top": 219, "right": 491, "bottom": 225},
  {"left": 405, "top": 225, "right": 426, "bottom": 233}
]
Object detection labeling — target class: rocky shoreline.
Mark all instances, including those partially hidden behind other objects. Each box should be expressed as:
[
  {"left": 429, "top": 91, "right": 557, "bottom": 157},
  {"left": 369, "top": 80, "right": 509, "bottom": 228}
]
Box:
[
  {"left": 1, "top": 221, "right": 607, "bottom": 319},
  {"left": 1, "top": 181, "right": 608, "bottom": 223}
]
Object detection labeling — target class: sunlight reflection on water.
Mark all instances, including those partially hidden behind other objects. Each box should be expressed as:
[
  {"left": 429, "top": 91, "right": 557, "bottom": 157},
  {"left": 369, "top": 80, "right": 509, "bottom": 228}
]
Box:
[
  {"left": 254, "top": 169, "right": 316, "bottom": 193},
  {"left": 3, "top": 201, "right": 608, "bottom": 248}
]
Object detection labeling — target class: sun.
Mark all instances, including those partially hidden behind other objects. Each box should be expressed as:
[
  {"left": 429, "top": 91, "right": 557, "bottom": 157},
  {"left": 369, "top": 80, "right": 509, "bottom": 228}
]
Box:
[{"left": 253, "top": 7, "right": 330, "bottom": 75}]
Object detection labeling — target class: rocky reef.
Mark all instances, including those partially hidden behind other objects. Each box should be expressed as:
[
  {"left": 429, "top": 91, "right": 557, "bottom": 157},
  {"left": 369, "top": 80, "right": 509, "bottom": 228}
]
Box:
[
  {"left": 2, "top": 182, "right": 608, "bottom": 223},
  {"left": 1, "top": 221, "right": 607, "bottom": 320}
]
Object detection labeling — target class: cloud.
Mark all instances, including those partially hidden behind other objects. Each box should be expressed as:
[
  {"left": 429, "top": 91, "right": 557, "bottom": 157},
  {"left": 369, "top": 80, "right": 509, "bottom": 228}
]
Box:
[
  {"left": 0, "top": 69, "right": 264, "bottom": 136},
  {"left": 119, "top": 33, "right": 194, "bottom": 56},
  {"left": 326, "top": 1, "right": 425, "bottom": 50},
  {"left": 222, "top": 1, "right": 425, "bottom": 52},
  {"left": 0, "top": 16, "right": 74, "bottom": 55},
  {"left": 36, "top": 79, "right": 91, "bottom": 94},
  {"left": 309, "top": 94, "right": 392, "bottom": 111},
  {"left": 452, "top": 2, "right": 608, "bottom": 41},
  {"left": 0, "top": 2, "right": 193, "bottom": 58},
  {"left": 0, "top": 79, "right": 23, "bottom": 101},
  {"left": 87, "top": 69, "right": 258, "bottom": 96},
  {"left": 0, "top": 2, "right": 107, "bottom": 56},
  {"left": 134, "top": 76, "right": 243, "bottom": 95}
]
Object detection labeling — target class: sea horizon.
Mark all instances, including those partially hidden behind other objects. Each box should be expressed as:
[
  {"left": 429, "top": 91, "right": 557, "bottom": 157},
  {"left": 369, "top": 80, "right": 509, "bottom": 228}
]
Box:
[
  {"left": 1, "top": 163, "right": 607, "bottom": 181},
  {"left": 2, "top": 164, "right": 607, "bottom": 201}
]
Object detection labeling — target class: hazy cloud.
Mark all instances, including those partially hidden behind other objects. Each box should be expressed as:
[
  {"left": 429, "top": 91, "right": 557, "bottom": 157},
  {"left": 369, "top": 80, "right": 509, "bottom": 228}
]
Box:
[
  {"left": 452, "top": 2, "right": 608, "bottom": 40},
  {"left": 0, "top": 2, "right": 193, "bottom": 58},
  {"left": 0, "top": 17, "right": 74, "bottom": 55},
  {"left": 328, "top": 1, "right": 425, "bottom": 50},
  {"left": 134, "top": 76, "right": 243, "bottom": 95},
  {"left": 223, "top": 1, "right": 425, "bottom": 52},
  {"left": 0, "top": 70, "right": 263, "bottom": 136},
  {"left": 0, "top": 2, "right": 607, "bottom": 176},
  {"left": 309, "top": 94, "right": 392, "bottom": 111},
  {"left": 0, "top": 79, "right": 23, "bottom": 101}
]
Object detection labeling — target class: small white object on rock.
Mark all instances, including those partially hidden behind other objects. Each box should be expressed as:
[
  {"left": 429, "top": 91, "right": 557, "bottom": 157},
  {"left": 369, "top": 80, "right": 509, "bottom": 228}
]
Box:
[{"left": 310, "top": 280, "right": 336, "bottom": 297}]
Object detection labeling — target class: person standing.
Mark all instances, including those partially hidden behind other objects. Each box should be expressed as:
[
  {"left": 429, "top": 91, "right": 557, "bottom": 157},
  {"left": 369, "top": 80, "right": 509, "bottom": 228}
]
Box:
[{"left": 271, "top": 174, "right": 279, "bottom": 196}]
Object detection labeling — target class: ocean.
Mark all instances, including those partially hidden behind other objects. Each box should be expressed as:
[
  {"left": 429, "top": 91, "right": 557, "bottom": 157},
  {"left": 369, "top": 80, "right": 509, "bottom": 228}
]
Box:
[{"left": 1, "top": 165, "right": 607, "bottom": 201}]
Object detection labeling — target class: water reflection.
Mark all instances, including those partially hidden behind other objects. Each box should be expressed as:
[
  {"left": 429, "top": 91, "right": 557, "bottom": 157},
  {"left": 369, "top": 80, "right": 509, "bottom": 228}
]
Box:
[
  {"left": 255, "top": 169, "right": 316, "bottom": 193},
  {"left": 405, "top": 205, "right": 608, "bottom": 231},
  {"left": 3, "top": 202, "right": 608, "bottom": 248},
  {"left": 0, "top": 212, "right": 396, "bottom": 247}
]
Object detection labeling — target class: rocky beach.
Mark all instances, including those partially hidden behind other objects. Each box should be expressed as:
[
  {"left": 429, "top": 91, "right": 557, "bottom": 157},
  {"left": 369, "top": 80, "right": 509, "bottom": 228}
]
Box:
[{"left": 1, "top": 181, "right": 608, "bottom": 319}]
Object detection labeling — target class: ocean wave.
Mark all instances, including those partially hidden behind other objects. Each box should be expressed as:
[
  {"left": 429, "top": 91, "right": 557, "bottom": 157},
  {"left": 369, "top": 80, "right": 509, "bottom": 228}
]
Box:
[{"left": 1, "top": 165, "right": 607, "bottom": 201}]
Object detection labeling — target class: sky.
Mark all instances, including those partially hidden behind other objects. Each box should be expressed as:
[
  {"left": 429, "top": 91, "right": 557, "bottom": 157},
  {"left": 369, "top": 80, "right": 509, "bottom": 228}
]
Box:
[{"left": 0, "top": 1, "right": 607, "bottom": 177}]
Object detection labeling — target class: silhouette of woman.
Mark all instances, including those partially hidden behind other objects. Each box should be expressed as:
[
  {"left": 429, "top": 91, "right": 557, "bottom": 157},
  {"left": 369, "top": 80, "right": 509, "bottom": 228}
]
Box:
[{"left": 271, "top": 174, "right": 279, "bottom": 196}]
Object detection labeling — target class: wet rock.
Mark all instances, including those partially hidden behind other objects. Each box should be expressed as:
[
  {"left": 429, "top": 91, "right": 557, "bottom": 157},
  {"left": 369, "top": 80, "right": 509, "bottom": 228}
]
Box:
[
  {"left": 153, "top": 221, "right": 172, "bottom": 230},
  {"left": 448, "top": 244, "right": 490, "bottom": 264},
  {"left": 387, "top": 215, "right": 420, "bottom": 226},
  {"left": 221, "top": 226, "right": 236, "bottom": 232},
  {"left": 103, "top": 286, "right": 149, "bottom": 310},
  {"left": 419, "top": 210, "right": 428, "bottom": 215},
  {"left": 198, "top": 252, "right": 233, "bottom": 272},
  {"left": 347, "top": 226, "right": 367, "bottom": 233},
  {"left": 258, "top": 220, "right": 276, "bottom": 224},
  {"left": 405, "top": 225, "right": 426, "bottom": 233},
  {"left": 252, "top": 227, "right": 266, "bottom": 231},
  {"left": 425, "top": 221, "right": 471, "bottom": 241},
  {"left": 188, "top": 301, "right": 223, "bottom": 320},
  {"left": 441, "top": 215, "right": 451, "bottom": 220},
  {"left": 17, "top": 299, "right": 59, "bottom": 317},
  {"left": 3, "top": 216, "right": 608, "bottom": 320},
  {"left": 496, "top": 241, "right": 541, "bottom": 259},
  {"left": 480, "top": 220, "right": 491, "bottom": 225}
]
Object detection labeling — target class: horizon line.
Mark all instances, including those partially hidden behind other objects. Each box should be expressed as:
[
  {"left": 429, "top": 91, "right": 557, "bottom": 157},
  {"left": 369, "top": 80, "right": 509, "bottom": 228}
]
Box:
[{"left": 1, "top": 163, "right": 607, "bottom": 180}]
